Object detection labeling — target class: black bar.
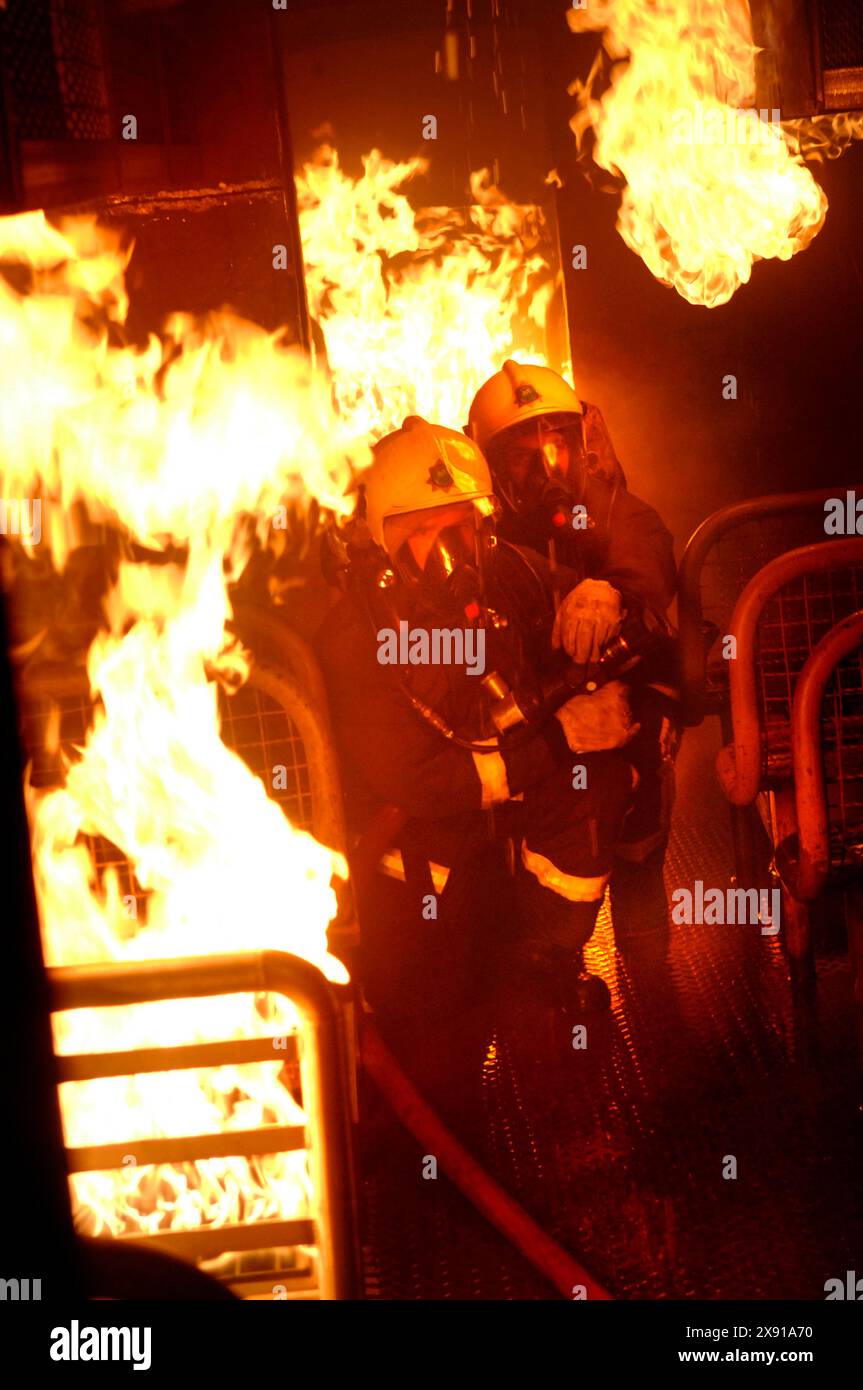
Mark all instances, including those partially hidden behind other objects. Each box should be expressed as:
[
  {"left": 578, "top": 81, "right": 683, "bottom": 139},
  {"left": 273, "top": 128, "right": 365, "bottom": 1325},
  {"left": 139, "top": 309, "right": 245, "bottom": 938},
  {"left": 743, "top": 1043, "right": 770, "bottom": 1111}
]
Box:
[{"left": 0, "top": 567, "right": 81, "bottom": 1293}]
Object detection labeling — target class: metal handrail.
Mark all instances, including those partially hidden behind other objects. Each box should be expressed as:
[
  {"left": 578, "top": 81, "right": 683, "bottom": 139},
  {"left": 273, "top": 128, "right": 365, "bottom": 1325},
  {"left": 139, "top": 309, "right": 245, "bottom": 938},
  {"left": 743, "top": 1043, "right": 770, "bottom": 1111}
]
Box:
[
  {"left": 49, "top": 949, "right": 361, "bottom": 1300},
  {"left": 677, "top": 488, "right": 845, "bottom": 724},
  {"left": 717, "top": 537, "right": 863, "bottom": 806},
  {"left": 56, "top": 1032, "right": 298, "bottom": 1082},
  {"left": 229, "top": 604, "right": 330, "bottom": 712},
  {"left": 792, "top": 611, "right": 863, "bottom": 901}
]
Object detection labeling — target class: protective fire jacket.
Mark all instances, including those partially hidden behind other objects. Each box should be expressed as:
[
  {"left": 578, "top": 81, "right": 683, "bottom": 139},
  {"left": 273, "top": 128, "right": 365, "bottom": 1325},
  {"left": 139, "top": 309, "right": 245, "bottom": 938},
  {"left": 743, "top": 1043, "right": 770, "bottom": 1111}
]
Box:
[{"left": 316, "top": 545, "right": 579, "bottom": 826}]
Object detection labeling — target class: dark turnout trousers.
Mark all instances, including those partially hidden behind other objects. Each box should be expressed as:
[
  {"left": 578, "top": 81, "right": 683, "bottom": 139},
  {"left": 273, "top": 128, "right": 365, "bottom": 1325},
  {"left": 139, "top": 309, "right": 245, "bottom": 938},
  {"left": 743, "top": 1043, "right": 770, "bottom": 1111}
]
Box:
[{"left": 358, "top": 750, "right": 635, "bottom": 1028}]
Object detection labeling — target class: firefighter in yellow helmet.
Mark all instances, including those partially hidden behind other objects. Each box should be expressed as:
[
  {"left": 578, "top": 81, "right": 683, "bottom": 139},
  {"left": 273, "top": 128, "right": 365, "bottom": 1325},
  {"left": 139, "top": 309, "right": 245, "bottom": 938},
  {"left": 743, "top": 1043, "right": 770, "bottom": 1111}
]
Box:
[
  {"left": 467, "top": 362, "right": 681, "bottom": 937},
  {"left": 317, "top": 416, "right": 639, "bottom": 1070}
]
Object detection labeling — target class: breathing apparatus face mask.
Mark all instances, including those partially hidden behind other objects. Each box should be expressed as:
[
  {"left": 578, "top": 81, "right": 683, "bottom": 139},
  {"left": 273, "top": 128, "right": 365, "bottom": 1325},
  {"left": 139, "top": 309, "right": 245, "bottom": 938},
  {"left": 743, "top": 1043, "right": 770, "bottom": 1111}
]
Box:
[
  {"left": 385, "top": 501, "right": 497, "bottom": 622},
  {"left": 486, "top": 415, "right": 587, "bottom": 531}
]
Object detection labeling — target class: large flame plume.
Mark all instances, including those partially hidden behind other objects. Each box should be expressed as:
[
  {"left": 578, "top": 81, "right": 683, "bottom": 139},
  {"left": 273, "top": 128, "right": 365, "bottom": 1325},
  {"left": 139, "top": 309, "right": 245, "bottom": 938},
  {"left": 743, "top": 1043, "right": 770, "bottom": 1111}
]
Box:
[
  {"left": 0, "top": 209, "right": 363, "bottom": 1238},
  {"left": 1, "top": 144, "right": 559, "bottom": 1243},
  {"left": 566, "top": 0, "right": 860, "bottom": 307},
  {"left": 296, "top": 145, "right": 562, "bottom": 437}
]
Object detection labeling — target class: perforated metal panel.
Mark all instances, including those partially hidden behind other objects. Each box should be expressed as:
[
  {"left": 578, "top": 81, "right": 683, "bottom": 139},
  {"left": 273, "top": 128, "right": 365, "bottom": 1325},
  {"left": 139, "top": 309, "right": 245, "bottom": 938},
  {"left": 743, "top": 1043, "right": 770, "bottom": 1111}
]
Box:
[
  {"left": 820, "top": 0, "right": 863, "bottom": 71},
  {"left": 5, "top": 0, "right": 110, "bottom": 142}
]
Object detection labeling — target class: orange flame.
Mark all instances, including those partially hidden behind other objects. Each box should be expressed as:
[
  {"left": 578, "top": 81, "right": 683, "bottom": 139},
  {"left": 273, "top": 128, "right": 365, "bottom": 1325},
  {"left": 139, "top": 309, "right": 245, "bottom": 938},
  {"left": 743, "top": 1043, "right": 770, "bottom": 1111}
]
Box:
[
  {"left": 296, "top": 144, "right": 563, "bottom": 436},
  {"left": 1, "top": 210, "right": 362, "bottom": 1239},
  {"left": 1, "top": 146, "right": 560, "bottom": 1246},
  {"left": 568, "top": 0, "right": 832, "bottom": 307}
]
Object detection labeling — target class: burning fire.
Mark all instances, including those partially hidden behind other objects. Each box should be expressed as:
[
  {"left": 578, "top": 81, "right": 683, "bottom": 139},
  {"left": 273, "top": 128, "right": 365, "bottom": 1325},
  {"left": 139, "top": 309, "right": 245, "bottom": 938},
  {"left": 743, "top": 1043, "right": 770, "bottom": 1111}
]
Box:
[
  {"left": 0, "top": 210, "right": 362, "bottom": 1240},
  {"left": 567, "top": 0, "right": 844, "bottom": 307},
  {"left": 296, "top": 144, "right": 562, "bottom": 437},
  {"left": 0, "top": 149, "right": 559, "bottom": 1246}
]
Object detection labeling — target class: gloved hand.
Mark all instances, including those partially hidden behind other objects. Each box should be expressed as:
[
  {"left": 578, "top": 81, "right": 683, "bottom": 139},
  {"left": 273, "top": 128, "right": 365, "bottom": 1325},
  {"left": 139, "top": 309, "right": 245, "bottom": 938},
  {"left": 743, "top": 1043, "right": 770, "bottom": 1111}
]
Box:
[
  {"left": 552, "top": 578, "right": 623, "bottom": 664},
  {"left": 554, "top": 680, "right": 640, "bottom": 752}
]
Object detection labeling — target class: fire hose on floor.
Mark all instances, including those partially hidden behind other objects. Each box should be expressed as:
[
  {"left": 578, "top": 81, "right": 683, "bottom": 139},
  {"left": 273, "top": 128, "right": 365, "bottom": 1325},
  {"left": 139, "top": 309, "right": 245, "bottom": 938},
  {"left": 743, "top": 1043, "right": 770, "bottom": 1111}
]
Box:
[{"left": 360, "top": 1018, "right": 612, "bottom": 1300}]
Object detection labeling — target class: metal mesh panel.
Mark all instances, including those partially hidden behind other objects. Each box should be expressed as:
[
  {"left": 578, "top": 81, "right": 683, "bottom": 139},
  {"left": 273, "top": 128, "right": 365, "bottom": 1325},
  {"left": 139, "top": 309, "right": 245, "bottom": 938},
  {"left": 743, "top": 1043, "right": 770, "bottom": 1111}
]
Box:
[
  {"left": 756, "top": 568, "right": 863, "bottom": 749},
  {"left": 753, "top": 567, "right": 863, "bottom": 864},
  {"left": 824, "top": 645, "right": 863, "bottom": 868},
  {"left": 216, "top": 682, "right": 314, "bottom": 834},
  {"left": 701, "top": 513, "right": 828, "bottom": 650},
  {"left": 5, "top": 0, "right": 110, "bottom": 141},
  {"left": 700, "top": 511, "right": 829, "bottom": 702},
  {"left": 819, "top": 0, "right": 863, "bottom": 70},
  {"left": 693, "top": 501, "right": 863, "bottom": 871}
]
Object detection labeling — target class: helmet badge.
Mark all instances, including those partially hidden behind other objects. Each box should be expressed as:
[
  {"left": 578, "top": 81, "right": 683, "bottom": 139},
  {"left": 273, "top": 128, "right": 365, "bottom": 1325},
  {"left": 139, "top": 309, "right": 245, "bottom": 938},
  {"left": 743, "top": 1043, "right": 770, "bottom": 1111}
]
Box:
[
  {"left": 514, "top": 383, "right": 541, "bottom": 406},
  {"left": 428, "top": 459, "right": 455, "bottom": 491}
]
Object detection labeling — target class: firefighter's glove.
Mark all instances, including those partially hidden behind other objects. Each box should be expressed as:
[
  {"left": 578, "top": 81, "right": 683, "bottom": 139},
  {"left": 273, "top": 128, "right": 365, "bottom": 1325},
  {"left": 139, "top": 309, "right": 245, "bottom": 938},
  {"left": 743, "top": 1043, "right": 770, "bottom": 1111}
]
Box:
[
  {"left": 552, "top": 578, "right": 623, "bottom": 665},
  {"left": 554, "top": 680, "right": 640, "bottom": 752}
]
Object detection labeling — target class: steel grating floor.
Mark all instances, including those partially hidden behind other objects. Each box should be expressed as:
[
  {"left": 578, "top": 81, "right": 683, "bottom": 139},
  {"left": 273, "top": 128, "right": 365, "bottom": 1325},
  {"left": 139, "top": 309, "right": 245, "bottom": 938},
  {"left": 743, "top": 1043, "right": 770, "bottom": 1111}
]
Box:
[{"left": 359, "top": 720, "right": 863, "bottom": 1299}]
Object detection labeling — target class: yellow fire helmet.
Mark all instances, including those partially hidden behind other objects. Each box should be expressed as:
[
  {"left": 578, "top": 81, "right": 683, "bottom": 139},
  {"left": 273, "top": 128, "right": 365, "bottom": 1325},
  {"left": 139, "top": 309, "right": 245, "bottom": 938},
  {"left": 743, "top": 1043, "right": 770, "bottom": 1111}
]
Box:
[
  {"left": 364, "top": 416, "right": 495, "bottom": 553},
  {"left": 467, "top": 360, "right": 583, "bottom": 452}
]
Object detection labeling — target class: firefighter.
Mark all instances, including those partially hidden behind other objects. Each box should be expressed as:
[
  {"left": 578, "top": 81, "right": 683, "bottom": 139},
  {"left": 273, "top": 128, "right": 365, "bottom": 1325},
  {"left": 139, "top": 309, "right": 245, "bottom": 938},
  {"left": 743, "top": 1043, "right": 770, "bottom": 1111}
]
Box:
[
  {"left": 467, "top": 361, "right": 681, "bottom": 934},
  {"left": 316, "top": 416, "right": 639, "bottom": 1045}
]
